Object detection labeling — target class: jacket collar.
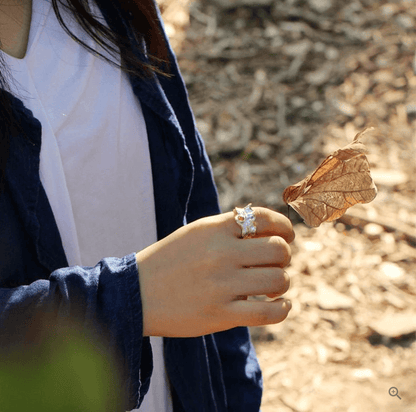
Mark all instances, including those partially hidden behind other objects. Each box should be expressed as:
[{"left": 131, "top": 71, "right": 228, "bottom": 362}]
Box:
[{"left": 97, "top": 0, "right": 183, "bottom": 126}]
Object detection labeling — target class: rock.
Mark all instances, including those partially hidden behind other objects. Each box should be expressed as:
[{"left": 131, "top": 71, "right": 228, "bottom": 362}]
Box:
[
  {"left": 283, "top": 40, "right": 311, "bottom": 57},
  {"left": 351, "top": 368, "right": 375, "bottom": 380},
  {"left": 305, "top": 63, "right": 332, "bottom": 85},
  {"left": 325, "top": 46, "right": 339, "bottom": 60},
  {"left": 253, "top": 144, "right": 273, "bottom": 160},
  {"left": 370, "top": 312, "right": 416, "bottom": 337},
  {"left": 291, "top": 96, "right": 307, "bottom": 108},
  {"left": 308, "top": 0, "right": 332, "bottom": 14},
  {"left": 383, "top": 90, "right": 406, "bottom": 104},
  {"left": 363, "top": 223, "right": 384, "bottom": 237},
  {"left": 381, "top": 4, "right": 399, "bottom": 18},
  {"left": 395, "top": 14, "right": 415, "bottom": 30},
  {"left": 378, "top": 262, "right": 405, "bottom": 280},
  {"left": 331, "top": 99, "right": 357, "bottom": 117},
  {"left": 303, "top": 241, "right": 323, "bottom": 252},
  {"left": 317, "top": 284, "right": 355, "bottom": 310}
]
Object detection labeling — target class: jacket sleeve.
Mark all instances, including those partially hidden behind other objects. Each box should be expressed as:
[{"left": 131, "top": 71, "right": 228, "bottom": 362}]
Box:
[{"left": 0, "top": 253, "right": 152, "bottom": 411}]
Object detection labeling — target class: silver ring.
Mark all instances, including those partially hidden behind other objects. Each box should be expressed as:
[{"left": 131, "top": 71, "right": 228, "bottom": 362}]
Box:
[{"left": 233, "top": 203, "right": 257, "bottom": 239}]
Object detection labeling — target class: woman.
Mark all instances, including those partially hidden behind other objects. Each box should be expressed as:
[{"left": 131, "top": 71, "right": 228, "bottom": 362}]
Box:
[{"left": 0, "top": 0, "right": 294, "bottom": 410}]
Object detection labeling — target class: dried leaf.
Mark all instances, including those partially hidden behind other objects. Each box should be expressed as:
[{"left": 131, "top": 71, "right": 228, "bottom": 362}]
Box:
[{"left": 283, "top": 128, "right": 377, "bottom": 227}]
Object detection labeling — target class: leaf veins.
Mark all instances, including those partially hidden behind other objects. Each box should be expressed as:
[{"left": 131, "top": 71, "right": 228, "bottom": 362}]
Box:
[{"left": 283, "top": 128, "right": 378, "bottom": 227}]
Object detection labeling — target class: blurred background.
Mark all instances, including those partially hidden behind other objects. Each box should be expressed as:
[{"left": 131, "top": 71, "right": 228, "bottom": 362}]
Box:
[
  {"left": 0, "top": 317, "right": 124, "bottom": 412},
  {"left": 158, "top": 0, "right": 416, "bottom": 411}
]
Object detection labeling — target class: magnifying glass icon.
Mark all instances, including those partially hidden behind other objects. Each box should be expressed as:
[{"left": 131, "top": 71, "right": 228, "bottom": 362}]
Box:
[{"left": 389, "top": 387, "right": 401, "bottom": 400}]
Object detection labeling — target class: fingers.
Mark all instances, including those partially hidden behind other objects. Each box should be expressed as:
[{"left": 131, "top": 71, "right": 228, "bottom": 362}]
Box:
[
  {"left": 228, "top": 298, "right": 292, "bottom": 327},
  {"left": 238, "top": 235, "right": 292, "bottom": 268},
  {"left": 252, "top": 207, "right": 295, "bottom": 243},
  {"left": 266, "top": 292, "right": 284, "bottom": 299},
  {"left": 228, "top": 267, "right": 290, "bottom": 297},
  {"left": 227, "top": 207, "right": 295, "bottom": 244}
]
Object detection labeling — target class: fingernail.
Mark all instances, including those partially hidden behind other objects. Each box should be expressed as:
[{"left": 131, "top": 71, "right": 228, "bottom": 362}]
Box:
[{"left": 285, "top": 300, "right": 292, "bottom": 310}]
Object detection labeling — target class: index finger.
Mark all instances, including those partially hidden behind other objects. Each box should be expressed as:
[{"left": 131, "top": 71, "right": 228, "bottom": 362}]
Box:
[
  {"left": 230, "top": 206, "right": 295, "bottom": 244},
  {"left": 253, "top": 207, "right": 295, "bottom": 243}
]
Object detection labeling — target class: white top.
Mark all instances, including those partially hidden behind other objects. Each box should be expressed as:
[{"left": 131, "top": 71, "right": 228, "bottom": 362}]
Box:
[{"left": 2, "top": 1, "right": 172, "bottom": 410}]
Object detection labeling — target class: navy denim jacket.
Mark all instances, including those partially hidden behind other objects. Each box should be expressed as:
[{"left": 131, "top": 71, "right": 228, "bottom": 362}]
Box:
[{"left": 0, "top": 1, "right": 262, "bottom": 410}]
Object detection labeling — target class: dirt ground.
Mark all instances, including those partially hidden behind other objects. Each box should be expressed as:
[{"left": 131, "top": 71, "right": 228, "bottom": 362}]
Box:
[{"left": 159, "top": 0, "right": 416, "bottom": 410}]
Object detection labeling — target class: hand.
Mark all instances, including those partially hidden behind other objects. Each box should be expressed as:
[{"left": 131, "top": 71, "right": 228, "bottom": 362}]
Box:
[{"left": 136, "top": 207, "right": 295, "bottom": 337}]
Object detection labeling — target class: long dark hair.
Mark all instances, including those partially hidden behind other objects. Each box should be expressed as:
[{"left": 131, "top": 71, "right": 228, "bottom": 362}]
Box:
[{"left": 0, "top": 0, "right": 171, "bottom": 192}]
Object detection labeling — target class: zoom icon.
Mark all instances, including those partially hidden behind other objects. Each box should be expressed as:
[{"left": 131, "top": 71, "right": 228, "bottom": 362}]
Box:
[{"left": 388, "top": 387, "right": 401, "bottom": 400}]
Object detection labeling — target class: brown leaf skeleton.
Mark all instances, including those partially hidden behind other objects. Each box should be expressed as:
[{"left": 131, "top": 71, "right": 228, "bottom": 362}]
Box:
[{"left": 283, "top": 128, "right": 378, "bottom": 228}]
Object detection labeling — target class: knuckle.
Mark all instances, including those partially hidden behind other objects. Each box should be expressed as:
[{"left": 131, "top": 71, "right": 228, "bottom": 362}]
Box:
[
  {"left": 269, "top": 270, "right": 290, "bottom": 295},
  {"left": 253, "top": 206, "right": 268, "bottom": 218},
  {"left": 271, "top": 269, "right": 289, "bottom": 292},
  {"left": 271, "top": 237, "right": 292, "bottom": 267}
]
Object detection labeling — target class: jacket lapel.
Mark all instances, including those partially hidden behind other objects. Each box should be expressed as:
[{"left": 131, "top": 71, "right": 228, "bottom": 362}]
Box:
[
  {"left": 98, "top": 0, "right": 195, "bottom": 236},
  {"left": 5, "top": 92, "right": 68, "bottom": 273}
]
